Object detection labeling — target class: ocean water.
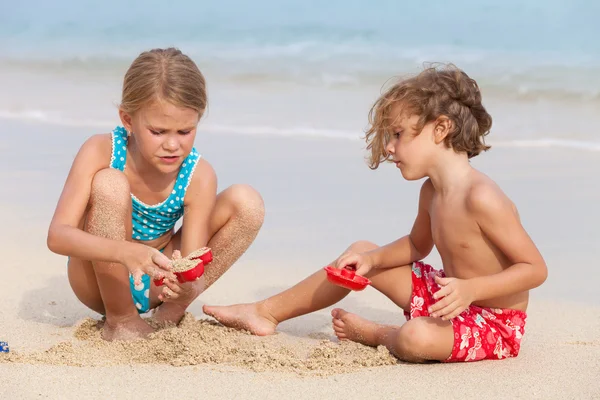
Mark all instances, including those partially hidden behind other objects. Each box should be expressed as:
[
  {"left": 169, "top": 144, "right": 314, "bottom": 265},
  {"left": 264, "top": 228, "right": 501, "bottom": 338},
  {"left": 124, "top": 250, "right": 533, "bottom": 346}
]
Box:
[{"left": 1, "top": 0, "right": 599, "bottom": 149}]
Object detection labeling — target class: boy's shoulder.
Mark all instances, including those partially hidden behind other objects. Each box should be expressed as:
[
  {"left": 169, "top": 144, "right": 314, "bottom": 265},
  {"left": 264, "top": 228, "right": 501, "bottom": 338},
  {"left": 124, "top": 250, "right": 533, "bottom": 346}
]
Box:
[{"left": 466, "top": 171, "right": 517, "bottom": 217}]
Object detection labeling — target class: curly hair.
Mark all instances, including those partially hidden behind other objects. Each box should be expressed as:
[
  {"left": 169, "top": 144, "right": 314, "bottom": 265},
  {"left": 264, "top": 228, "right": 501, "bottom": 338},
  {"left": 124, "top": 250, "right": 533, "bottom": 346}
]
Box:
[{"left": 365, "top": 63, "right": 492, "bottom": 169}]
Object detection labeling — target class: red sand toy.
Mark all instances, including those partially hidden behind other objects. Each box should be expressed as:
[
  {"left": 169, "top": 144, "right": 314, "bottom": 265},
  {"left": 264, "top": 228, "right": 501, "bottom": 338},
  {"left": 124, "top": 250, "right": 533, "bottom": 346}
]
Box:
[
  {"left": 324, "top": 265, "right": 371, "bottom": 291},
  {"left": 154, "top": 248, "right": 213, "bottom": 286}
]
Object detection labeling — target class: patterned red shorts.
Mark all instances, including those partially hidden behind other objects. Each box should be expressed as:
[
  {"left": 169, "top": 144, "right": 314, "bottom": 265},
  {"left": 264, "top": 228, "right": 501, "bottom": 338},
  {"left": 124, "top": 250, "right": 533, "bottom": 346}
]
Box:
[{"left": 404, "top": 261, "right": 527, "bottom": 362}]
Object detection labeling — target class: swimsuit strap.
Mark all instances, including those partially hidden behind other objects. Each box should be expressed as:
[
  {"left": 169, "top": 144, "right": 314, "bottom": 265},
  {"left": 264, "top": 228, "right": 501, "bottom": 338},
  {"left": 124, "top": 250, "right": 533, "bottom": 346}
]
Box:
[{"left": 110, "top": 126, "right": 128, "bottom": 171}]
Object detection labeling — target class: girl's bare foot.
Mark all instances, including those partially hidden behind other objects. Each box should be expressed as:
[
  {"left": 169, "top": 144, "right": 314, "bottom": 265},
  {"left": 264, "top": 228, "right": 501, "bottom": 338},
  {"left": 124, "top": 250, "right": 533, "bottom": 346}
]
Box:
[
  {"left": 331, "top": 308, "right": 384, "bottom": 347},
  {"left": 152, "top": 279, "right": 203, "bottom": 325},
  {"left": 102, "top": 314, "right": 155, "bottom": 341},
  {"left": 151, "top": 302, "right": 188, "bottom": 326},
  {"left": 202, "top": 302, "right": 278, "bottom": 336}
]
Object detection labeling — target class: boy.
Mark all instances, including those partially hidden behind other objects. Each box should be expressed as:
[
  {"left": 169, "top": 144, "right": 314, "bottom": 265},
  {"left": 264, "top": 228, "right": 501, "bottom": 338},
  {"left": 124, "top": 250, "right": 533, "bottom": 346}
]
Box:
[{"left": 203, "top": 64, "right": 547, "bottom": 363}]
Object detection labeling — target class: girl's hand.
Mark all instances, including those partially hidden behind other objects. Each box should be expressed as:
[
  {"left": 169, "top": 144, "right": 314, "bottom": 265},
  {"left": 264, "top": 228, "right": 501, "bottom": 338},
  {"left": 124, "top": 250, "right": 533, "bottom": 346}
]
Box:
[
  {"left": 120, "top": 243, "right": 174, "bottom": 285},
  {"left": 334, "top": 251, "right": 374, "bottom": 277},
  {"left": 428, "top": 276, "right": 476, "bottom": 320},
  {"left": 159, "top": 277, "right": 204, "bottom": 304}
]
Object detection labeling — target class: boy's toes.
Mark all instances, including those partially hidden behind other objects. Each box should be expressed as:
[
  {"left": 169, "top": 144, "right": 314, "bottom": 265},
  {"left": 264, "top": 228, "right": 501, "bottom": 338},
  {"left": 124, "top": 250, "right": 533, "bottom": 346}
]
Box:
[
  {"left": 335, "top": 332, "right": 347, "bottom": 340},
  {"left": 332, "top": 317, "right": 345, "bottom": 328},
  {"left": 331, "top": 308, "right": 348, "bottom": 319}
]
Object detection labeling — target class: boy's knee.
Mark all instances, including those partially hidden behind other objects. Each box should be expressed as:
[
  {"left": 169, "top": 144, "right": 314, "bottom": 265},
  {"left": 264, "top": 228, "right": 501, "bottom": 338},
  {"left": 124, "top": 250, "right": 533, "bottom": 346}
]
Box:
[
  {"left": 91, "top": 168, "right": 130, "bottom": 206},
  {"left": 227, "top": 184, "right": 265, "bottom": 223},
  {"left": 348, "top": 240, "right": 378, "bottom": 254},
  {"left": 396, "top": 319, "right": 437, "bottom": 358}
]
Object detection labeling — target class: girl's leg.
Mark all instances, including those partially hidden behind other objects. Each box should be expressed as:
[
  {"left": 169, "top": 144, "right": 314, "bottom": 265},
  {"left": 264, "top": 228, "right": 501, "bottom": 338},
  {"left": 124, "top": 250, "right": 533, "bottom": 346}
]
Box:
[
  {"left": 202, "top": 240, "right": 416, "bottom": 336},
  {"left": 151, "top": 184, "right": 265, "bottom": 323},
  {"left": 67, "top": 169, "right": 153, "bottom": 340}
]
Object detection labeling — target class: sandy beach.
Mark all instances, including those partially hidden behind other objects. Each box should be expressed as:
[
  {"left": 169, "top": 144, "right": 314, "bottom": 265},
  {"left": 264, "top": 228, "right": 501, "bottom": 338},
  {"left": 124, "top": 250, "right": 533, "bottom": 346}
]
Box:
[{"left": 1, "top": 120, "right": 599, "bottom": 399}]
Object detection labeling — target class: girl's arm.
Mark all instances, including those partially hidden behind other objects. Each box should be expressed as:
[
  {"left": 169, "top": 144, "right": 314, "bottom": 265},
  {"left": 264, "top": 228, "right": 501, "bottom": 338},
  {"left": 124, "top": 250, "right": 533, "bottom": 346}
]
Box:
[
  {"left": 179, "top": 159, "right": 218, "bottom": 256},
  {"left": 47, "top": 134, "right": 133, "bottom": 264}
]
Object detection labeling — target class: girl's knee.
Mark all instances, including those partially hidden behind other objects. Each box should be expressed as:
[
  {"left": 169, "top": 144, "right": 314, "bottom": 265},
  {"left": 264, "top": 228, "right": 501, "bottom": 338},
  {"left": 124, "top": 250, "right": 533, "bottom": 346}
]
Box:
[
  {"left": 226, "top": 184, "right": 265, "bottom": 222},
  {"left": 90, "top": 168, "right": 130, "bottom": 206}
]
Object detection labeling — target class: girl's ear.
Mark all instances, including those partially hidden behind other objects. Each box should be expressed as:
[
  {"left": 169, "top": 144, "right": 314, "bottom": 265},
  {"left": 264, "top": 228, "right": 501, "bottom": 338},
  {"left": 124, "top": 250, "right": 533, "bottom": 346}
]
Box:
[
  {"left": 118, "top": 109, "right": 134, "bottom": 135},
  {"left": 433, "top": 116, "right": 452, "bottom": 144}
]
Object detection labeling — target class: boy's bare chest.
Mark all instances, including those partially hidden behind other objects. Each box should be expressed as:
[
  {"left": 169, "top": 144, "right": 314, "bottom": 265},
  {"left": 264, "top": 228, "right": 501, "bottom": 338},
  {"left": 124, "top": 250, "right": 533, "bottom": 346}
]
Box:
[{"left": 429, "top": 202, "right": 478, "bottom": 251}]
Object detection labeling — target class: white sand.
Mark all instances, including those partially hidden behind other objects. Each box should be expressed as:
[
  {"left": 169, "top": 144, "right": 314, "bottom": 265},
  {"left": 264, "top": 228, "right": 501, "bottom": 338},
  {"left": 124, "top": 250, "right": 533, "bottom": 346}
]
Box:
[{"left": 1, "top": 122, "right": 599, "bottom": 399}]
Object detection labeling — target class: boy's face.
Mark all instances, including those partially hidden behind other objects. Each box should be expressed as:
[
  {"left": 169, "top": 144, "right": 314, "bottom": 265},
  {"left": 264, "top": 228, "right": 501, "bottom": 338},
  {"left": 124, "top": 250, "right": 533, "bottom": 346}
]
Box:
[
  {"left": 385, "top": 108, "right": 437, "bottom": 181},
  {"left": 120, "top": 99, "right": 200, "bottom": 174}
]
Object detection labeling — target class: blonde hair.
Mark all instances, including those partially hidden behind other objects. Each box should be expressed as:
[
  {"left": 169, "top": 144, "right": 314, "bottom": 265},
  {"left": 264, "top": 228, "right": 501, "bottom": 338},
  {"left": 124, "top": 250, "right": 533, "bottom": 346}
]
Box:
[
  {"left": 365, "top": 63, "right": 492, "bottom": 169},
  {"left": 120, "top": 47, "right": 207, "bottom": 116}
]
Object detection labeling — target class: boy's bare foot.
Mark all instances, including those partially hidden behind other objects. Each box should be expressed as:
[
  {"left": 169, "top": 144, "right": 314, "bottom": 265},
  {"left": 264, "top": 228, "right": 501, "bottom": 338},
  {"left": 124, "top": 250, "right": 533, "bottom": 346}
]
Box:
[
  {"left": 331, "top": 308, "right": 383, "bottom": 347},
  {"left": 202, "top": 303, "right": 278, "bottom": 336},
  {"left": 102, "top": 314, "right": 155, "bottom": 341}
]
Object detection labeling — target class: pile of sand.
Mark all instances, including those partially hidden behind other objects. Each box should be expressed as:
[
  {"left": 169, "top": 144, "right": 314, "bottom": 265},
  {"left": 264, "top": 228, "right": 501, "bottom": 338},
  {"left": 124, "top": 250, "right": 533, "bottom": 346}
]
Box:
[{"left": 1, "top": 313, "right": 397, "bottom": 376}]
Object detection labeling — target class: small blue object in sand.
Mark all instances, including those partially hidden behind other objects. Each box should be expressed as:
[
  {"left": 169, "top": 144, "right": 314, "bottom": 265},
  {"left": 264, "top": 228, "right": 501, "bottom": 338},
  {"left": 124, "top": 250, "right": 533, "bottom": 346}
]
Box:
[{"left": 0, "top": 341, "right": 8, "bottom": 353}]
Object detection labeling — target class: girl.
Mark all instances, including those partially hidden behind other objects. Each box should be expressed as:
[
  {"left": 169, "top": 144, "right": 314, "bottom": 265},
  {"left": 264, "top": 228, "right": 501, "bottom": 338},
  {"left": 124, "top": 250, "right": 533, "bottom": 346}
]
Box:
[{"left": 47, "top": 48, "right": 265, "bottom": 341}]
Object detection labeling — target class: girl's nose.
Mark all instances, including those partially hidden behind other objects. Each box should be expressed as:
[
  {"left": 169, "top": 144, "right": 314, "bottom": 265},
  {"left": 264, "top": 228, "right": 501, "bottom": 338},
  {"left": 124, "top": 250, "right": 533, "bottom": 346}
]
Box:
[{"left": 164, "top": 136, "right": 179, "bottom": 151}]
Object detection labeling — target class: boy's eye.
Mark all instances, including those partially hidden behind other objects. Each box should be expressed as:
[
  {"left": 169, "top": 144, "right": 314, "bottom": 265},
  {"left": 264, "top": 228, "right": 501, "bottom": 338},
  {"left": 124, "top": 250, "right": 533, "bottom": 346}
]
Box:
[
  {"left": 178, "top": 130, "right": 192, "bottom": 135},
  {"left": 150, "top": 130, "right": 162, "bottom": 135}
]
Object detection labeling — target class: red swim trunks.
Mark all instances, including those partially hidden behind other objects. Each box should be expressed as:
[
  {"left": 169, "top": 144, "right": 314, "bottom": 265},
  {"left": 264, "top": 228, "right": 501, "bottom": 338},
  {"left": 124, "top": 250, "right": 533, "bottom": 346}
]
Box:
[{"left": 404, "top": 261, "right": 527, "bottom": 363}]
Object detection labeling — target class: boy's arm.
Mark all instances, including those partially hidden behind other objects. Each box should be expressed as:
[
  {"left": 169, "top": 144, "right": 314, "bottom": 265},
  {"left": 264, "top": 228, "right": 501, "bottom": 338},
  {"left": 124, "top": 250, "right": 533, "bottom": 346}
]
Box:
[
  {"left": 466, "top": 184, "right": 547, "bottom": 301},
  {"left": 429, "top": 183, "right": 547, "bottom": 320},
  {"left": 179, "top": 159, "right": 218, "bottom": 257},
  {"left": 368, "top": 179, "right": 434, "bottom": 269}
]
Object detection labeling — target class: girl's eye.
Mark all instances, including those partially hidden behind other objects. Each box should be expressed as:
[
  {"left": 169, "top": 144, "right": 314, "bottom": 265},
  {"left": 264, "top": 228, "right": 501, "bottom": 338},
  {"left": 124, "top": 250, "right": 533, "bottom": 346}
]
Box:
[{"left": 393, "top": 132, "right": 401, "bottom": 138}]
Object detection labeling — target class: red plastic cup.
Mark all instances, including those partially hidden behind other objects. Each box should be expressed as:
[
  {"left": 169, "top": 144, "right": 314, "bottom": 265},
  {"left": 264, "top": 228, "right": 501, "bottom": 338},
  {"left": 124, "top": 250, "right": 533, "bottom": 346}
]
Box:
[
  {"left": 153, "top": 248, "right": 213, "bottom": 286},
  {"left": 324, "top": 266, "right": 371, "bottom": 291},
  {"left": 190, "top": 248, "right": 213, "bottom": 265}
]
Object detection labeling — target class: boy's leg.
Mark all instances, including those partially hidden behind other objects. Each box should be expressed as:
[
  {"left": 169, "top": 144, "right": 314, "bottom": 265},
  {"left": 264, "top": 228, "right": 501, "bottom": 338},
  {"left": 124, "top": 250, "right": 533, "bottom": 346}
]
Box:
[
  {"left": 331, "top": 310, "right": 454, "bottom": 363},
  {"left": 203, "top": 241, "right": 415, "bottom": 336},
  {"left": 151, "top": 184, "right": 265, "bottom": 323},
  {"left": 67, "top": 169, "right": 153, "bottom": 340}
]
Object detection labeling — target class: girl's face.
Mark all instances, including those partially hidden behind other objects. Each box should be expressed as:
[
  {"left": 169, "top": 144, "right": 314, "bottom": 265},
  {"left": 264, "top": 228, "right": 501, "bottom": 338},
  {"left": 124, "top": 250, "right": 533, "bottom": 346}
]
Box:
[{"left": 120, "top": 99, "right": 200, "bottom": 174}]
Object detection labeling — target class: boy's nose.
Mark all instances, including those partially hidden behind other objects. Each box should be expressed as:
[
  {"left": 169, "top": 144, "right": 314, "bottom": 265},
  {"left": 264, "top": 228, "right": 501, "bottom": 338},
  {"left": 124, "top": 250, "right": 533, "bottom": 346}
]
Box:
[{"left": 385, "top": 141, "right": 395, "bottom": 154}]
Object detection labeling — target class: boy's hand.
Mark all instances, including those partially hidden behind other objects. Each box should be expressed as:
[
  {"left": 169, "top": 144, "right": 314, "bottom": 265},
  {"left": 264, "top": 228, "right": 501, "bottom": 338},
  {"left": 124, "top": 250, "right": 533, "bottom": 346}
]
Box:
[
  {"left": 428, "top": 276, "right": 476, "bottom": 320},
  {"left": 335, "top": 252, "right": 374, "bottom": 277}
]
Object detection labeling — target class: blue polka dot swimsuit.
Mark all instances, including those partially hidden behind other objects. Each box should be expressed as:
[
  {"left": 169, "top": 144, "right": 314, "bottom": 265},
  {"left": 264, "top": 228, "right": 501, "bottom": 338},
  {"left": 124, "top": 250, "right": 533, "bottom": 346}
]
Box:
[
  {"left": 110, "top": 126, "right": 201, "bottom": 241},
  {"left": 109, "top": 126, "right": 201, "bottom": 313}
]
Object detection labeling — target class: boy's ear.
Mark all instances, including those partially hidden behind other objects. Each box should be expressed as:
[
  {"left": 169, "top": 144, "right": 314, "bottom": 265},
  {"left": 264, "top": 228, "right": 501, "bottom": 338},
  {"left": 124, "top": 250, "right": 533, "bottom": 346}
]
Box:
[
  {"left": 433, "top": 116, "right": 452, "bottom": 144},
  {"left": 118, "top": 109, "right": 134, "bottom": 134}
]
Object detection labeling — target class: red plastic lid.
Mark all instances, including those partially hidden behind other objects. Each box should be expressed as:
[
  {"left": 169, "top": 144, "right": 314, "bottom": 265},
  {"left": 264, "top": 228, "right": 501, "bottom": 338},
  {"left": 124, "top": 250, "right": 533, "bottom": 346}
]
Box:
[{"left": 324, "top": 266, "right": 370, "bottom": 291}]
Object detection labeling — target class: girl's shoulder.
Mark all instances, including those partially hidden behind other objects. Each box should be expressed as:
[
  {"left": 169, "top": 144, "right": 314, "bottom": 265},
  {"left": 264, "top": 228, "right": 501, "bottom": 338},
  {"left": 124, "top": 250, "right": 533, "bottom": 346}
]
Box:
[
  {"left": 183, "top": 157, "right": 217, "bottom": 205},
  {"left": 75, "top": 132, "right": 114, "bottom": 171}
]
